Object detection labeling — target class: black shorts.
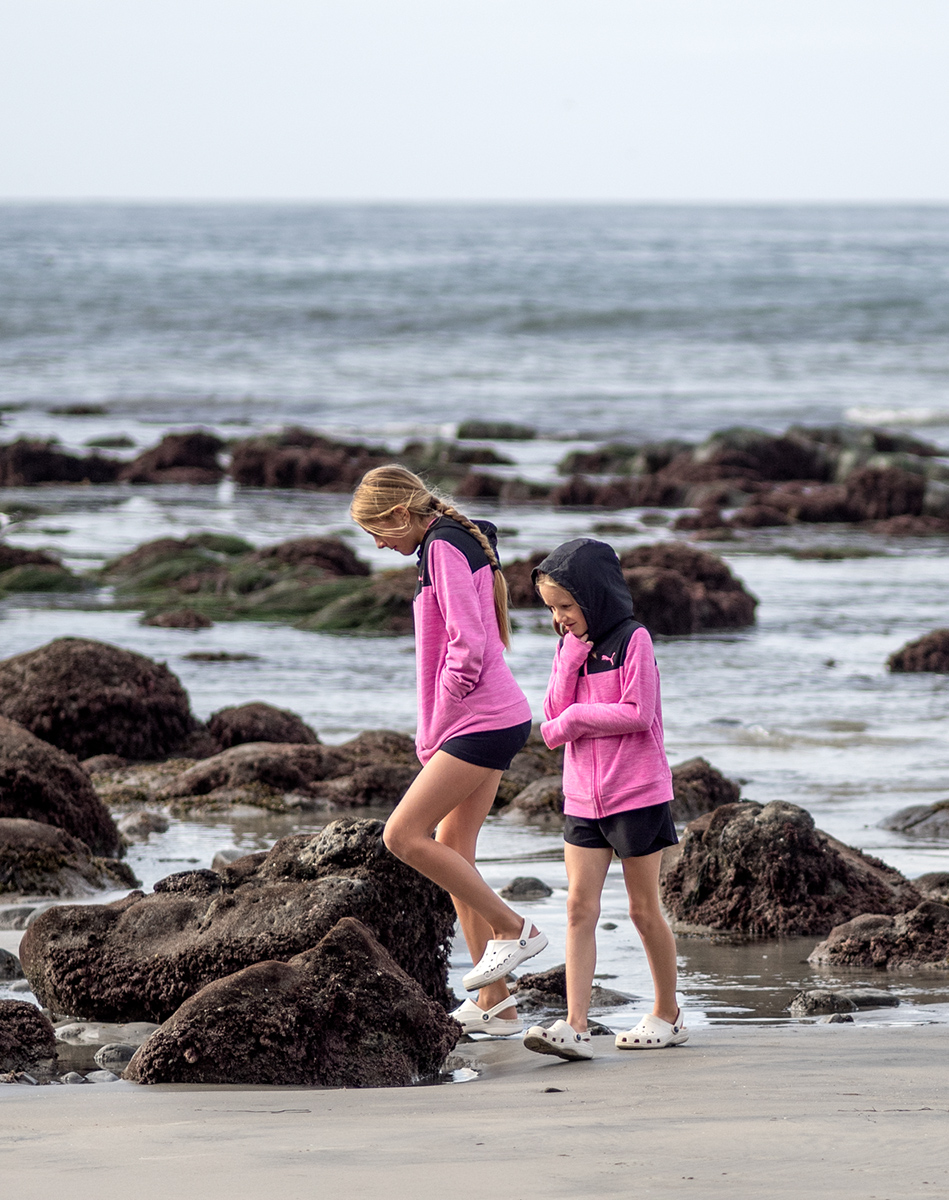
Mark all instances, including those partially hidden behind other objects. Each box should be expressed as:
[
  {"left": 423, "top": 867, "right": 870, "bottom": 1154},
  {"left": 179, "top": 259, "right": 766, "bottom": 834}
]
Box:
[
  {"left": 440, "top": 719, "right": 533, "bottom": 771},
  {"left": 563, "top": 801, "right": 678, "bottom": 859}
]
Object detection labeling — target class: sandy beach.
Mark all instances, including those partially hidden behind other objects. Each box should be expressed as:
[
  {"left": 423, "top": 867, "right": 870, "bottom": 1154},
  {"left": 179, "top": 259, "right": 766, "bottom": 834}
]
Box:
[{"left": 2, "top": 1024, "right": 946, "bottom": 1200}]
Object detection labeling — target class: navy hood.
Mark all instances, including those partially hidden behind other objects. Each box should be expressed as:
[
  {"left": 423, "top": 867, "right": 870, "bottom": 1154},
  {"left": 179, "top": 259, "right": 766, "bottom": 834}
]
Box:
[{"left": 531, "top": 538, "right": 634, "bottom": 646}]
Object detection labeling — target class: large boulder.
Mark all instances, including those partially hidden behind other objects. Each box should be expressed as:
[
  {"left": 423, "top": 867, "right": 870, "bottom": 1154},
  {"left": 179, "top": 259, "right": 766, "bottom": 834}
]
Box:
[
  {"left": 0, "top": 717, "right": 121, "bottom": 856},
  {"left": 887, "top": 629, "right": 949, "bottom": 673},
  {"left": 660, "top": 801, "right": 921, "bottom": 937},
  {"left": 670, "top": 757, "right": 741, "bottom": 823},
  {"left": 807, "top": 902, "right": 949, "bottom": 971},
  {"left": 0, "top": 818, "right": 136, "bottom": 897},
  {"left": 20, "top": 819, "right": 456, "bottom": 1022},
  {"left": 207, "top": 703, "right": 319, "bottom": 750},
  {"left": 619, "top": 543, "right": 757, "bottom": 635},
  {"left": 0, "top": 638, "right": 197, "bottom": 761},
  {"left": 0, "top": 1000, "right": 57, "bottom": 1072},
  {"left": 879, "top": 801, "right": 949, "bottom": 840},
  {"left": 124, "top": 917, "right": 459, "bottom": 1087}
]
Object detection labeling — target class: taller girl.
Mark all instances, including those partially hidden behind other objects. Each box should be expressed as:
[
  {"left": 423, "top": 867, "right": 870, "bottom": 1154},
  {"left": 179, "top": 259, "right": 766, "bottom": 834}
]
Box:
[{"left": 351, "top": 465, "right": 546, "bottom": 1035}]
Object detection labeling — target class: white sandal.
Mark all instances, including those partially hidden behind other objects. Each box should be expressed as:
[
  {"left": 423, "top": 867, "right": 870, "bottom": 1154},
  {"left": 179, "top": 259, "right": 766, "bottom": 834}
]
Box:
[
  {"left": 462, "top": 916, "right": 548, "bottom": 991},
  {"left": 450, "top": 997, "right": 523, "bottom": 1037},
  {"left": 523, "top": 1019, "right": 593, "bottom": 1061},
  {"left": 615, "top": 1008, "right": 689, "bottom": 1049}
]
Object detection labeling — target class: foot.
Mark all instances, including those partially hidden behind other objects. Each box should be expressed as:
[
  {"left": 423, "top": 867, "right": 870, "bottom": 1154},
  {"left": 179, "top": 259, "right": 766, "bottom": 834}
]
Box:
[
  {"left": 450, "top": 997, "right": 523, "bottom": 1037},
  {"left": 462, "top": 916, "right": 548, "bottom": 991},
  {"left": 615, "top": 1008, "right": 688, "bottom": 1050},
  {"left": 523, "top": 1019, "right": 593, "bottom": 1061}
]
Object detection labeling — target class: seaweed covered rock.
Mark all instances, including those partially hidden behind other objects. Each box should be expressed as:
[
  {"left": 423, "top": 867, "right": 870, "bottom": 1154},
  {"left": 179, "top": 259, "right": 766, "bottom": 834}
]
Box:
[
  {"left": 124, "top": 917, "right": 459, "bottom": 1087},
  {"left": 20, "top": 818, "right": 456, "bottom": 1022},
  {"left": 228, "top": 428, "right": 389, "bottom": 491},
  {"left": 660, "top": 801, "right": 921, "bottom": 937},
  {"left": 0, "top": 818, "right": 136, "bottom": 897},
  {"left": 252, "top": 537, "right": 370, "bottom": 576},
  {"left": 670, "top": 757, "right": 741, "bottom": 823},
  {"left": 807, "top": 902, "right": 949, "bottom": 971},
  {"left": 844, "top": 465, "right": 926, "bottom": 521},
  {"left": 0, "top": 1000, "right": 57, "bottom": 1072},
  {"left": 619, "top": 542, "right": 757, "bottom": 635},
  {"left": 0, "top": 439, "right": 120, "bottom": 487},
  {"left": 207, "top": 702, "right": 319, "bottom": 750},
  {"left": 119, "top": 431, "right": 225, "bottom": 485},
  {"left": 887, "top": 629, "right": 949, "bottom": 674},
  {"left": 0, "top": 639, "right": 197, "bottom": 762},
  {"left": 141, "top": 607, "right": 213, "bottom": 629},
  {"left": 299, "top": 567, "right": 416, "bottom": 634},
  {"left": 0, "top": 716, "right": 121, "bottom": 856}
]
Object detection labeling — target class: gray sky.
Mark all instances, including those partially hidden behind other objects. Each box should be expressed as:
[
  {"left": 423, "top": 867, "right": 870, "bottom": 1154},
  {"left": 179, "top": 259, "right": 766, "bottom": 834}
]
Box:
[{"left": 1, "top": 0, "right": 946, "bottom": 201}]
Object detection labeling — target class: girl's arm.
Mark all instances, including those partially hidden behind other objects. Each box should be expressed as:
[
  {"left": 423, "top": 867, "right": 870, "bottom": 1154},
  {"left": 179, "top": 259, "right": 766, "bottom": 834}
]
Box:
[
  {"left": 542, "top": 632, "right": 592, "bottom": 720},
  {"left": 541, "top": 627, "right": 658, "bottom": 748},
  {"left": 428, "top": 538, "right": 487, "bottom": 700}
]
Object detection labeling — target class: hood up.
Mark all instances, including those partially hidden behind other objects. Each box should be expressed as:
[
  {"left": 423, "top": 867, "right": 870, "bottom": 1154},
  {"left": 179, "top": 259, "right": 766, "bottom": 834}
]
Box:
[{"left": 531, "top": 538, "right": 634, "bottom": 646}]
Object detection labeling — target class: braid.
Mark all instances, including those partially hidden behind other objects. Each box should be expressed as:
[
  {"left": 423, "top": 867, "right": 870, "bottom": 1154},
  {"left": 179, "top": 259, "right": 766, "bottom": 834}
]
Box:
[{"left": 432, "top": 500, "right": 500, "bottom": 571}]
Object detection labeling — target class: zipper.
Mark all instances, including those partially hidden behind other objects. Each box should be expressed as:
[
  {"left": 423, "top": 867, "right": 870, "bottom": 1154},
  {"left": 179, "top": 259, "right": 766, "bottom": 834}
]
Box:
[{"left": 582, "top": 657, "right": 602, "bottom": 818}]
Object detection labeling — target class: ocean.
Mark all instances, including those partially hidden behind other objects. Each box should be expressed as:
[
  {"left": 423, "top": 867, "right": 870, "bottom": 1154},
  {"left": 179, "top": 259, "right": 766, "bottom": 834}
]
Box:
[{"left": 1, "top": 202, "right": 948, "bottom": 1027}]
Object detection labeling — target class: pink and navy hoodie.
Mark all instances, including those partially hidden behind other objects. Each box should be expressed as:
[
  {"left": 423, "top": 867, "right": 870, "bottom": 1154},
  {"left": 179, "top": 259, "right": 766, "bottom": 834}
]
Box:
[
  {"left": 413, "top": 516, "right": 531, "bottom": 765},
  {"left": 533, "top": 539, "right": 673, "bottom": 819}
]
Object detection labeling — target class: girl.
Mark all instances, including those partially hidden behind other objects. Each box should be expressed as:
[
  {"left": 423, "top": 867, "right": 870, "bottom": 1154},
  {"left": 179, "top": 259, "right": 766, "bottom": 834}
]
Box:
[
  {"left": 523, "top": 538, "right": 687, "bottom": 1061},
  {"left": 351, "top": 464, "right": 547, "bottom": 1037}
]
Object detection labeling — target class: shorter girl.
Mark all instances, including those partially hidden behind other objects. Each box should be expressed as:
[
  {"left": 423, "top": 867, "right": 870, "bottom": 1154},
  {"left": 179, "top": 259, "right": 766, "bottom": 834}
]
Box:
[{"left": 523, "top": 538, "right": 687, "bottom": 1061}]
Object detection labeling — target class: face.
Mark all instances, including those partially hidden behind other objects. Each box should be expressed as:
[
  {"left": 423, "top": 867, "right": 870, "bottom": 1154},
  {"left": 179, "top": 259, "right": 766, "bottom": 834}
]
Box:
[
  {"left": 362, "top": 507, "right": 427, "bottom": 555},
  {"left": 537, "top": 581, "right": 589, "bottom": 640}
]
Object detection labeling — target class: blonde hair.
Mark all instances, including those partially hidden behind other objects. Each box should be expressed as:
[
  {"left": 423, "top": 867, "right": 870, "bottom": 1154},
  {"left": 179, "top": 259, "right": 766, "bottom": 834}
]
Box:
[
  {"left": 534, "top": 570, "right": 575, "bottom": 635},
  {"left": 351, "top": 464, "right": 512, "bottom": 649}
]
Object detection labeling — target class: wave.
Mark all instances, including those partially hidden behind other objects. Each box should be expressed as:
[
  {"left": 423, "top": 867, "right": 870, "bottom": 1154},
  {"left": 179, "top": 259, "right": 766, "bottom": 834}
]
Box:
[{"left": 845, "top": 406, "right": 949, "bottom": 427}]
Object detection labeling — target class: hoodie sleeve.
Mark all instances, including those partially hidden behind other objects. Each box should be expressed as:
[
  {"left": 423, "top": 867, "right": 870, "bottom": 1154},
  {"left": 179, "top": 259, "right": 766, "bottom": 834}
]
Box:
[
  {"left": 541, "top": 627, "right": 658, "bottom": 748},
  {"left": 428, "top": 538, "right": 486, "bottom": 701},
  {"left": 542, "top": 632, "right": 593, "bottom": 720}
]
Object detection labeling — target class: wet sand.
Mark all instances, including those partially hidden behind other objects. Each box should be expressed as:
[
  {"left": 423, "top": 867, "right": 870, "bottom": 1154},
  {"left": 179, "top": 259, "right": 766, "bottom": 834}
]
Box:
[{"left": 2, "top": 1025, "right": 946, "bottom": 1199}]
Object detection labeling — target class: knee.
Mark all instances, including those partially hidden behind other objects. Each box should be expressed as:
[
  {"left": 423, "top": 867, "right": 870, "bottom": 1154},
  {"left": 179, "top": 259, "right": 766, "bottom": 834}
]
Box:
[
  {"left": 567, "top": 893, "right": 601, "bottom": 930},
  {"left": 628, "top": 896, "right": 664, "bottom": 931},
  {"left": 382, "top": 817, "right": 412, "bottom": 863}
]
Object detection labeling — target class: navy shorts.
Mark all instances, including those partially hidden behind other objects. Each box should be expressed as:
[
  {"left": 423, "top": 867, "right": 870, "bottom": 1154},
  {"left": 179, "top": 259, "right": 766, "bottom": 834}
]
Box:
[
  {"left": 440, "top": 719, "right": 533, "bottom": 771},
  {"left": 563, "top": 801, "right": 678, "bottom": 859}
]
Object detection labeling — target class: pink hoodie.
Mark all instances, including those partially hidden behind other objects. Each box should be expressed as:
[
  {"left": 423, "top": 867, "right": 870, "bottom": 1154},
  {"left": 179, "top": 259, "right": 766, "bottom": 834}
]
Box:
[{"left": 413, "top": 517, "right": 531, "bottom": 765}]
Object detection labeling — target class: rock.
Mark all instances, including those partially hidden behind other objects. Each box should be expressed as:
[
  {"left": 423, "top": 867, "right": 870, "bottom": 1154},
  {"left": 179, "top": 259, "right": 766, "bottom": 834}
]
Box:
[
  {"left": 207, "top": 702, "right": 319, "bottom": 750},
  {"left": 513, "top": 964, "right": 566, "bottom": 1000},
  {"left": 0, "top": 999, "right": 57, "bottom": 1071},
  {"left": 818, "top": 1013, "right": 853, "bottom": 1024},
  {"left": 0, "top": 818, "right": 138, "bottom": 897},
  {"left": 0, "top": 905, "right": 37, "bottom": 930},
  {"left": 619, "top": 543, "right": 757, "bottom": 635},
  {"left": 660, "top": 801, "right": 921, "bottom": 937},
  {"left": 727, "top": 504, "right": 793, "bottom": 528},
  {"left": 879, "top": 801, "right": 949, "bottom": 839},
  {"left": 834, "top": 988, "right": 900, "bottom": 1009},
  {"left": 0, "top": 947, "right": 23, "bottom": 980},
  {"left": 456, "top": 420, "right": 535, "bottom": 440},
  {"left": 125, "top": 917, "right": 459, "bottom": 1087},
  {"left": 504, "top": 552, "right": 549, "bottom": 608},
  {"left": 20, "top": 818, "right": 456, "bottom": 1022},
  {"left": 887, "top": 629, "right": 949, "bottom": 673},
  {"left": 0, "top": 638, "right": 197, "bottom": 762},
  {"left": 499, "top": 876, "right": 554, "bottom": 901},
  {"left": 495, "top": 730, "right": 563, "bottom": 806},
  {"left": 787, "top": 989, "right": 858, "bottom": 1017},
  {"left": 228, "top": 429, "right": 389, "bottom": 491},
  {"left": 0, "top": 545, "right": 63, "bottom": 572},
  {"left": 670, "top": 757, "right": 741, "bottom": 822},
  {"left": 845, "top": 466, "right": 925, "bottom": 521},
  {"left": 761, "top": 483, "right": 853, "bottom": 523},
  {"left": 210, "top": 848, "right": 244, "bottom": 872},
  {"left": 116, "top": 811, "right": 170, "bottom": 839},
  {"left": 0, "top": 563, "right": 82, "bottom": 594},
  {"left": 0, "top": 439, "right": 120, "bottom": 486},
  {"left": 54, "top": 1019, "right": 160, "bottom": 1073},
  {"left": 673, "top": 505, "right": 728, "bottom": 532},
  {"left": 85, "top": 1069, "right": 120, "bottom": 1082},
  {"left": 869, "top": 515, "right": 949, "bottom": 537},
  {"left": 913, "top": 872, "right": 949, "bottom": 903},
  {"left": 61, "top": 1071, "right": 88, "bottom": 1084},
  {"left": 142, "top": 608, "right": 214, "bottom": 629},
  {"left": 93, "top": 1043, "right": 135, "bottom": 1070},
  {"left": 81, "top": 754, "right": 127, "bottom": 773},
  {"left": 299, "top": 567, "right": 416, "bottom": 634},
  {"left": 252, "top": 537, "right": 370, "bottom": 576},
  {"left": 0, "top": 717, "right": 122, "bottom": 856},
  {"left": 504, "top": 777, "right": 565, "bottom": 823},
  {"left": 118, "top": 431, "right": 225, "bottom": 485},
  {"left": 808, "top": 902, "right": 949, "bottom": 971}
]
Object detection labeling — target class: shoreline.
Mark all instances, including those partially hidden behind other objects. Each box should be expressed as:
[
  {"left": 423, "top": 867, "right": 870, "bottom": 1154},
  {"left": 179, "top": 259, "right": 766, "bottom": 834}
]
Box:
[{"left": 3, "top": 1026, "right": 946, "bottom": 1199}]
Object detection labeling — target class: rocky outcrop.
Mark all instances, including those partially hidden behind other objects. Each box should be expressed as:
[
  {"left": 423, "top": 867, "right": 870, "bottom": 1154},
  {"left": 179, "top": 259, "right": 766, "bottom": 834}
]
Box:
[
  {"left": 124, "top": 918, "right": 460, "bottom": 1087},
  {"left": 0, "top": 818, "right": 137, "bottom": 897},
  {"left": 0, "top": 439, "right": 120, "bottom": 486},
  {"left": 118, "top": 431, "right": 225, "bottom": 485},
  {"left": 619, "top": 543, "right": 758, "bottom": 635},
  {"left": 880, "top": 801, "right": 949, "bottom": 840},
  {"left": 207, "top": 702, "right": 319, "bottom": 750},
  {"left": 0, "top": 1000, "right": 57, "bottom": 1072},
  {"left": 670, "top": 757, "right": 741, "bottom": 823},
  {"left": 887, "top": 629, "right": 949, "bottom": 673},
  {"left": 660, "top": 801, "right": 921, "bottom": 937},
  {"left": 20, "top": 819, "right": 456, "bottom": 1022},
  {"left": 229, "top": 429, "right": 390, "bottom": 491},
  {"left": 0, "top": 716, "right": 121, "bottom": 856},
  {"left": 0, "top": 638, "right": 197, "bottom": 762},
  {"left": 807, "top": 902, "right": 949, "bottom": 971}
]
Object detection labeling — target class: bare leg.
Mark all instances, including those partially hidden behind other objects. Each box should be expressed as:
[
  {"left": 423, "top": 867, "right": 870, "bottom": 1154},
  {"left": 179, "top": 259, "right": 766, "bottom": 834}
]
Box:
[
  {"left": 436, "top": 772, "right": 513, "bottom": 1017},
  {"left": 384, "top": 750, "right": 539, "bottom": 943},
  {"left": 621, "top": 849, "right": 679, "bottom": 1024},
  {"left": 563, "top": 843, "right": 613, "bottom": 1033}
]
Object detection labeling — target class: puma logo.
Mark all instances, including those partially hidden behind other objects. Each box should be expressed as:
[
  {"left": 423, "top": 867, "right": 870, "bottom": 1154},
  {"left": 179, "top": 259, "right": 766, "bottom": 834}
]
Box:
[{"left": 600, "top": 652, "right": 616, "bottom": 665}]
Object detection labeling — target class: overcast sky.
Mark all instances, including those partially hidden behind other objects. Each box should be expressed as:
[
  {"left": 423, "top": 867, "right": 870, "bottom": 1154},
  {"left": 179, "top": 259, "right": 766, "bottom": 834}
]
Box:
[{"left": 1, "top": 0, "right": 946, "bottom": 202}]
